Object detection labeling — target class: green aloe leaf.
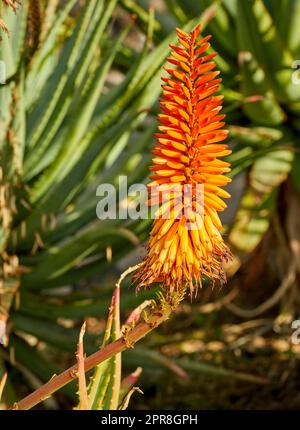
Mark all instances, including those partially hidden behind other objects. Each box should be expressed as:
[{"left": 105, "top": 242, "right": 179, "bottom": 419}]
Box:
[
  {"left": 27, "top": 0, "right": 118, "bottom": 153},
  {"left": 272, "top": 0, "right": 300, "bottom": 56},
  {"left": 11, "top": 313, "right": 98, "bottom": 354},
  {"left": 88, "top": 284, "right": 121, "bottom": 410},
  {"left": 291, "top": 153, "right": 300, "bottom": 194},
  {"left": 27, "top": 21, "right": 128, "bottom": 196},
  {"left": 229, "top": 188, "right": 276, "bottom": 253},
  {"left": 25, "top": 0, "right": 78, "bottom": 108},
  {"left": 239, "top": 51, "right": 285, "bottom": 126},
  {"left": 201, "top": 0, "right": 237, "bottom": 57},
  {"left": 230, "top": 146, "right": 294, "bottom": 253},
  {"left": 237, "top": 0, "right": 300, "bottom": 103},
  {"left": 19, "top": 288, "right": 156, "bottom": 321},
  {"left": 250, "top": 148, "right": 294, "bottom": 193},
  {"left": 21, "top": 225, "right": 139, "bottom": 289},
  {"left": 11, "top": 335, "right": 76, "bottom": 400}
]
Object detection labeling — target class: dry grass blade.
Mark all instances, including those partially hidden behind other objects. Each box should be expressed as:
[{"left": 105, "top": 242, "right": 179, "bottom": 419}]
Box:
[
  {"left": 225, "top": 261, "right": 297, "bottom": 318},
  {"left": 0, "top": 372, "right": 7, "bottom": 402},
  {"left": 118, "top": 387, "right": 143, "bottom": 410}
]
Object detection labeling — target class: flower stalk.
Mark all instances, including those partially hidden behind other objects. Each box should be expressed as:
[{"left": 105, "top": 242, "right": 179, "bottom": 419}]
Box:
[
  {"left": 11, "top": 267, "right": 185, "bottom": 410},
  {"left": 11, "top": 300, "right": 177, "bottom": 410}
]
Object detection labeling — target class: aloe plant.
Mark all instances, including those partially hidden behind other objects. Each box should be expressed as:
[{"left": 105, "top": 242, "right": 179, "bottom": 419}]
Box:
[
  {"left": 0, "top": 0, "right": 191, "bottom": 404},
  {"left": 2, "top": 0, "right": 245, "bottom": 408},
  {"left": 1, "top": 0, "right": 298, "bottom": 409}
]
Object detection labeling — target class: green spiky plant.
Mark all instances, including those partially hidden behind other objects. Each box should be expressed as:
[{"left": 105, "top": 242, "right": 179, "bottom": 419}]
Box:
[
  {"left": 1, "top": 0, "right": 257, "bottom": 408},
  {"left": 0, "top": 0, "right": 185, "bottom": 405},
  {"left": 2, "top": 0, "right": 297, "bottom": 410}
]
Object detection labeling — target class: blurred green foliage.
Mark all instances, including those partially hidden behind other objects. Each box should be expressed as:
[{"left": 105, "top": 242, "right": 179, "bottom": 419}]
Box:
[{"left": 0, "top": 0, "right": 300, "bottom": 409}]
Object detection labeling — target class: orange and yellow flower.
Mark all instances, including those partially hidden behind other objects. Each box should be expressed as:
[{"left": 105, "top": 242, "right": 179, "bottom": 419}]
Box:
[{"left": 136, "top": 24, "right": 232, "bottom": 295}]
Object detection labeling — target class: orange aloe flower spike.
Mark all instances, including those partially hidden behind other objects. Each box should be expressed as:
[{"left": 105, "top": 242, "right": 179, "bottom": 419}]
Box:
[{"left": 135, "top": 24, "right": 232, "bottom": 296}]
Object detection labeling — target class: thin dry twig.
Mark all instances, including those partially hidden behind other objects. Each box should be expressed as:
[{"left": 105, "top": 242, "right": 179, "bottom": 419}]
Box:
[
  {"left": 116, "top": 264, "right": 142, "bottom": 289},
  {"left": 225, "top": 261, "right": 297, "bottom": 318},
  {"left": 228, "top": 321, "right": 274, "bottom": 350},
  {"left": 118, "top": 387, "right": 143, "bottom": 410},
  {"left": 196, "top": 287, "right": 239, "bottom": 313},
  {"left": 0, "top": 372, "right": 7, "bottom": 402}
]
